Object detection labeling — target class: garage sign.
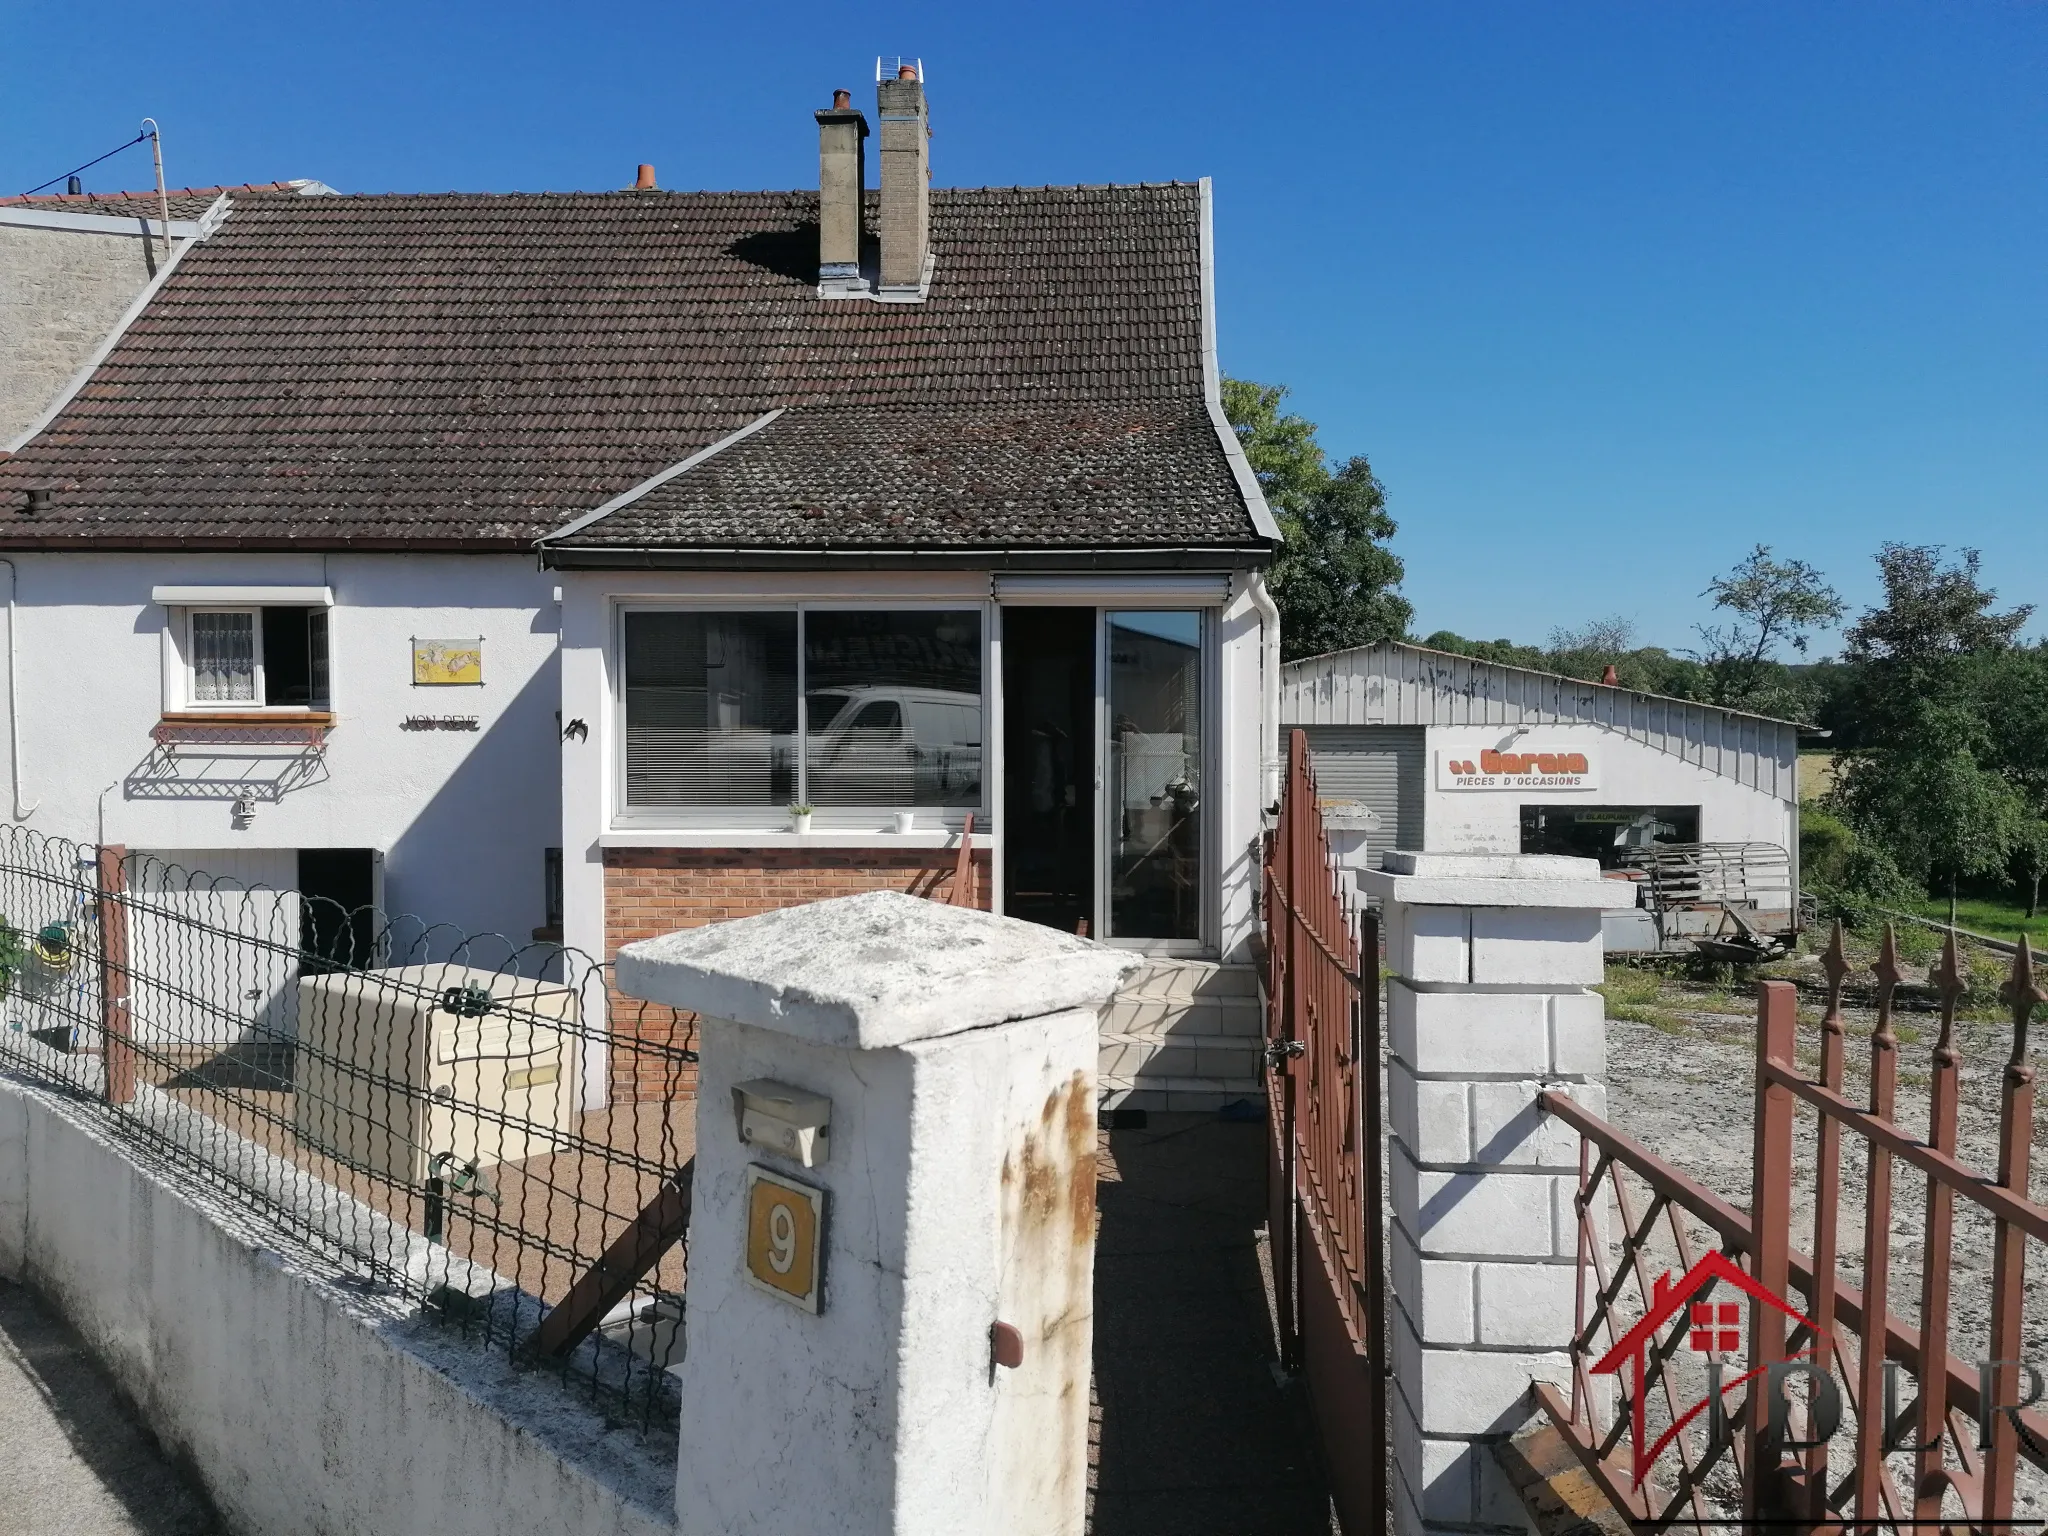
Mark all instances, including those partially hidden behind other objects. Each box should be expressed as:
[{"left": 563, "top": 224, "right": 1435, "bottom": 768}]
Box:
[{"left": 1437, "top": 747, "right": 1599, "bottom": 791}]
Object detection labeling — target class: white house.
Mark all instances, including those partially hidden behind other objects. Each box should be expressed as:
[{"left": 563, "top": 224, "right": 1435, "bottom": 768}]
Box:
[{"left": 0, "top": 74, "right": 1279, "bottom": 1108}]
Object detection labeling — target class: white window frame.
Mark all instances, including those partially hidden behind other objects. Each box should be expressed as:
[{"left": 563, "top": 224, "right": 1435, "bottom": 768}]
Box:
[
  {"left": 168, "top": 603, "right": 331, "bottom": 714},
  {"left": 610, "top": 599, "right": 993, "bottom": 833}
]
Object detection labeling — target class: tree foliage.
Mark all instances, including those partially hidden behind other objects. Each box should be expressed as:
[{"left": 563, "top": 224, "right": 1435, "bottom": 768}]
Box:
[
  {"left": 1221, "top": 378, "right": 1412, "bottom": 661},
  {"left": 1826, "top": 546, "right": 2043, "bottom": 898},
  {"left": 1692, "top": 545, "right": 1844, "bottom": 715}
]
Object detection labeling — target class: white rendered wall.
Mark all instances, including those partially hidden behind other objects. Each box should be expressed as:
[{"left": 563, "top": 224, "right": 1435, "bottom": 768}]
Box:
[
  {"left": 0, "top": 552, "right": 561, "bottom": 942},
  {"left": 1418, "top": 724, "right": 1795, "bottom": 857}
]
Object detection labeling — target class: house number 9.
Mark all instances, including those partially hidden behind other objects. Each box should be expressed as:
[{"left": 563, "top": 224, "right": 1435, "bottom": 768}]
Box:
[{"left": 743, "top": 1163, "right": 824, "bottom": 1314}]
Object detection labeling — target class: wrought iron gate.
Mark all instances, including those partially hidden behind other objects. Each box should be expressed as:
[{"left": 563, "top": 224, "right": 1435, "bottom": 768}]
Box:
[{"left": 1263, "top": 729, "right": 1387, "bottom": 1532}]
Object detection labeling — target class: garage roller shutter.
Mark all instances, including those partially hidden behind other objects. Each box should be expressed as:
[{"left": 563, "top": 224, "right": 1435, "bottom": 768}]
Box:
[{"left": 1299, "top": 726, "right": 1425, "bottom": 856}]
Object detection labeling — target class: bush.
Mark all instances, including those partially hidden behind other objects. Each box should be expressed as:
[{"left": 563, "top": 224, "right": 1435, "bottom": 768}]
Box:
[
  {"left": 1807, "top": 841, "right": 1924, "bottom": 930},
  {"left": 1799, "top": 806, "right": 1857, "bottom": 887}
]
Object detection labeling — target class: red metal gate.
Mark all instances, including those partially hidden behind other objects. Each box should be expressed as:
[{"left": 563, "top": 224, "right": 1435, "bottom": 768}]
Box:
[
  {"left": 1537, "top": 923, "right": 2048, "bottom": 1529},
  {"left": 1263, "top": 729, "right": 1387, "bottom": 1532}
]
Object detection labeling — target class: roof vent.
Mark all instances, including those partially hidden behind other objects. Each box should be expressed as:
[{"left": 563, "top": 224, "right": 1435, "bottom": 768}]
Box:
[{"left": 23, "top": 488, "right": 50, "bottom": 516}]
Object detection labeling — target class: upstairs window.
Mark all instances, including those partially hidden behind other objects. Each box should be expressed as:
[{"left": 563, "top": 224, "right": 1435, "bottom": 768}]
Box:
[{"left": 188, "top": 607, "right": 330, "bottom": 709}]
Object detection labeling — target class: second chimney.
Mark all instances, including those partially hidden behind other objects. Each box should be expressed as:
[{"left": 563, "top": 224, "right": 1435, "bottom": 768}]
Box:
[
  {"left": 876, "top": 64, "right": 929, "bottom": 298},
  {"left": 815, "top": 88, "right": 869, "bottom": 295}
]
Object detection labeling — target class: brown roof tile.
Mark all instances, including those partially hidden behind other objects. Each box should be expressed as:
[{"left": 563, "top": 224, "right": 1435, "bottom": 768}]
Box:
[{"left": 0, "top": 185, "right": 1263, "bottom": 554}]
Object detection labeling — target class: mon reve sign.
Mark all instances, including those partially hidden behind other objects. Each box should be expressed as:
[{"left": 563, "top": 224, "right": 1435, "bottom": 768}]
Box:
[{"left": 1437, "top": 746, "right": 1599, "bottom": 791}]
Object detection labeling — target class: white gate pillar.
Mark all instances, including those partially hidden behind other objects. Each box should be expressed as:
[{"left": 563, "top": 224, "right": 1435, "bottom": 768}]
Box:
[
  {"left": 1359, "top": 853, "right": 1618, "bottom": 1536},
  {"left": 615, "top": 890, "right": 1136, "bottom": 1536}
]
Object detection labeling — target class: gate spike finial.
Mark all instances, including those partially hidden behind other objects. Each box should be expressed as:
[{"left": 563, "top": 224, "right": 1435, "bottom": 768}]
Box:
[
  {"left": 1821, "top": 921, "right": 1852, "bottom": 1013},
  {"left": 1931, "top": 931, "right": 1966, "bottom": 1055},
  {"left": 1870, "top": 923, "right": 1903, "bottom": 1046},
  {"left": 2001, "top": 935, "right": 2045, "bottom": 1070}
]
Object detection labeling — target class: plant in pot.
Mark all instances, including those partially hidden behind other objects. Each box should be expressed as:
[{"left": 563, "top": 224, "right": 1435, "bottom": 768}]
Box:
[
  {"left": 0, "top": 920, "right": 22, "bottom": 1003},
  {"left": 788, "top": 803, "right": 815, "bottom": 834}
]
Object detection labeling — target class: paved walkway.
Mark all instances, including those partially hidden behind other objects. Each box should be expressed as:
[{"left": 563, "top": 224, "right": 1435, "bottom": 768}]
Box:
[
  {"left": 0, "top": 1282, "right": 221, "bottom": 1536},
  {"left": 1091, "top": 1113, "right": 1336, "bottom": 1534}
]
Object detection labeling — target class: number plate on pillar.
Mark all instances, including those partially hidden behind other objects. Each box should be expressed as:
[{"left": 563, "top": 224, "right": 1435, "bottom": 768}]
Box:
[{"left": 743, "top": 1164, "right": 825, "bottom": 1313}]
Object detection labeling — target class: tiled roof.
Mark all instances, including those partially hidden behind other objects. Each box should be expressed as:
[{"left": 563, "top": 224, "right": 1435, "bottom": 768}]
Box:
[
  {"left": 0, "top": 184, "right": 1265, "bottom": 554},
  {"left": 548, "top": 402, "right": 1248, "bottom": 552},
  {"left": 0, "top": 184, "right": 315, "bottom": 220}
]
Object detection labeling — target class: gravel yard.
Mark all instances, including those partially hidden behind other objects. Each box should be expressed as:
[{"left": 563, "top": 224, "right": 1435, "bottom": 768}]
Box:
[{"left": 1594, "top": 935, "right": 2048, "bottom": 1524}]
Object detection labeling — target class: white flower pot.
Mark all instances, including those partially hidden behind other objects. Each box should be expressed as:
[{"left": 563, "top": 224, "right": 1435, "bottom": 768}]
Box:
[
  {"left": 892, "top": 811, "right": 916, "bottom": 834},
  {"left": 791, "top": 813, "right": 812, "bottom": 834}
]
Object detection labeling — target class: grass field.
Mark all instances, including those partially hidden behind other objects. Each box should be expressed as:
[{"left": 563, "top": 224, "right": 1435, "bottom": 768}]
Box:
[{"left": 1903, "top": 893, "right": 2048, "bottom": 947}]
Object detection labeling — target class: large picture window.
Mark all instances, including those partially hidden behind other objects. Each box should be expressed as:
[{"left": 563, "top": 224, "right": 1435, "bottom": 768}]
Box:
[{"left": 622, "top": 608, "right": 983, "bottom": 814}]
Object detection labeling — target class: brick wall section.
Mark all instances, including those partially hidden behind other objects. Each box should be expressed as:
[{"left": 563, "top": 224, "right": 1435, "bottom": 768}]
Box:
[{"left": 603, "top": 847, "right": 992, "bottom": 1102}]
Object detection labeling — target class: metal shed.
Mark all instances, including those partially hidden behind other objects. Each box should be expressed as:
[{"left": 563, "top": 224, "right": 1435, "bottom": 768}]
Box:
[{"left": 1280, "top": 643, "right": 1806, "bottom": 952}]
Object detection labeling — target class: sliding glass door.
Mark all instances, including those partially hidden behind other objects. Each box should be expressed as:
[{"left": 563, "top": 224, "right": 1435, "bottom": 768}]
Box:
[{"left": 1104, "top": 611, "right": 1204, "bottom": 943}]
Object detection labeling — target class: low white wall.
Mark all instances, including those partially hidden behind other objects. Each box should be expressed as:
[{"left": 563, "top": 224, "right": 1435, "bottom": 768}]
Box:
[
  {"left": 1420, "top": 723, "right": 1795, "bottom": 855},
  {"left": 0, "top": 1073, "right": 674, "bottom": 1536}
]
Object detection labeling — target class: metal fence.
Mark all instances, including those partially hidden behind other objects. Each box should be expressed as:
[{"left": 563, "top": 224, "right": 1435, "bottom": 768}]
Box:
[
  {"left": 1537, "top": 922, "right": 2048, "bottom": 1528},
  {"left": 0, "top": 825, "right": 697, "bottom": 1430},
  {"left": 1262, "top": 728, "right": 1387, "bottom": 1534}
]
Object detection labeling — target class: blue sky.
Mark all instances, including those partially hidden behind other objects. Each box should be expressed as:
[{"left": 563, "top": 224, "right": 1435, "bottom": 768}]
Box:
[{"left": 7, "top": 2, "right": 2042, "bottom": 655}]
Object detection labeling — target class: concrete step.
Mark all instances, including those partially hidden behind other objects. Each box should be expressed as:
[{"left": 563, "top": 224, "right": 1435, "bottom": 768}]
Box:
[
  {"left": 1098, "top": 994, "right": 1262, "bottom": 1040},
  {"left": 1110, "top": 959, "right": 1259, "bottom": 1004},
  {"left": 1099, "top": 1032, "right": 1261, "bottom": 1087}
]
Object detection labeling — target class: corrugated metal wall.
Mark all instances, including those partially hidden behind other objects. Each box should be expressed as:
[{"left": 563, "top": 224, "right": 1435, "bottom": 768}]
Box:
[
  {"left": 1302, "top": 726, "right": 1426, "bottom": 853},
  {"left": 1280, "top": 644, "right": 1800, "bottom": 799}
]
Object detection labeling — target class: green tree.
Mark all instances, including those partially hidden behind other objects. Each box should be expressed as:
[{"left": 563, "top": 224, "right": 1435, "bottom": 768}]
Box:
[
  {"left": 1222, "top": 378, "right": 1412, "bottom": 660},
  {"left": 1829, "top": 547, "right": 2037, "bottom": 905},
  {"left": 2013, "top": 817, "right": 2048, "bottom": 920},
  {"left": 1692, "top": 545, "right": 1844, "bottom": 715}
]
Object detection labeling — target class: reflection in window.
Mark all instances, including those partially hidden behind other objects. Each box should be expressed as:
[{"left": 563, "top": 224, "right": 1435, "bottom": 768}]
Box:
[
  {"left": 804, "top": 611, "right": 983, "bottom": 807},
  {"left": 623, "top": 612, "right": 798, "bottom": 806},
  {"left": 1108, "top": 611, "right": 1202, "bottom": 941}
]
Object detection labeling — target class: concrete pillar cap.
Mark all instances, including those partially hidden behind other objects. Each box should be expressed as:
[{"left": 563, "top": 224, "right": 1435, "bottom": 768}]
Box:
[
  {"left": 1359, "top": 850, "right": 1625, "bottom": 909},
  {"left": 615, "top": 889, "right": 1140, "bottom": 1050}
]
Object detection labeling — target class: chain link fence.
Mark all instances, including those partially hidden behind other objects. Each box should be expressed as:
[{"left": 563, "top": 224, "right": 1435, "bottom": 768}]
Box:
[{"left": 0, "top": 824, "right": 696, "bottom": 1430}]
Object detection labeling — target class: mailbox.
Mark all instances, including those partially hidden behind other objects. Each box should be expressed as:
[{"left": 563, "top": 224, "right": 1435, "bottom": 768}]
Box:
[{"left": 732, "top": 1078, "right": 831, "bottom": 1168}]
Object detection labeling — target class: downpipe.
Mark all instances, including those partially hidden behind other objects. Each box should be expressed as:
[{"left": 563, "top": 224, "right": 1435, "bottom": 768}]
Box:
[
  {"left": 0, "top": 559, "right": 36, "bottom": 819},
  {"left": 1246, "top": 574, "right": 1282, "bottom": 810}
]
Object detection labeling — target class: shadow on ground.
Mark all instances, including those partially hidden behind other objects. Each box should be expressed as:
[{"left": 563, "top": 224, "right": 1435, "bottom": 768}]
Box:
[
  {"left": 0, "top": 1280, "right": 223, "bottom": 1536},
  {"left": 1091, "top": 1113, "right": 1336, "bottom": 1535}
]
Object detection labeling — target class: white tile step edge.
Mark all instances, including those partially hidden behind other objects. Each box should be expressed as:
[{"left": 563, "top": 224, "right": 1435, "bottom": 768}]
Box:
[
  {"left": 1098, "top": 997, "right": 1262, "bottom": 1039},
  {"left": 1110, "top": 960, "right": 1259, "bottom": 1003}
]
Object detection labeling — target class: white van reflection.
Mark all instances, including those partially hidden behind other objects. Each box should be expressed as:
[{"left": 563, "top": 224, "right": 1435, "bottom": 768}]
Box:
[{"left": 805, "top": 687, "right": 982, "bottom": 806}]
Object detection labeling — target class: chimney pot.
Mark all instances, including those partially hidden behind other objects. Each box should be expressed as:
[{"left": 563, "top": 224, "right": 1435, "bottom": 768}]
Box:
[
  {"left": 833, "top": 89, "right": 851, "bottom": 109},
  {"left": 897, "top": 63, "right": 917, "bottom": 79},
  {"left": 67, "top": 175, "right": 81, "bottom": 196},
  {"left": 23, "top": 488, "right": 50, "bottom": 516},
  {"left": 1601, "top": 664, "right": 1619, "bottom": 686},
  {"left": 634, "top": 164, "right": 657, "bottom": 190}
]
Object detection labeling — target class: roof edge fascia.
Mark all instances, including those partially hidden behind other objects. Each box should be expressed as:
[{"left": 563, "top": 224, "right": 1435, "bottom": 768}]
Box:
[
  {"left": 541, "top": 543, "right": 1269, "bottom": 573},
  {"left": 2, "top": 199, "right": 231, "bottom": 457},
  {"left": 1197, "top": 177, "right": 1282, "bottom": 546},
  {"left": 1286, "top": 639, "right": 1812, "bottom": 732},
  {"left": 535, "top": 408, "right": 787, "bottom": 547}
]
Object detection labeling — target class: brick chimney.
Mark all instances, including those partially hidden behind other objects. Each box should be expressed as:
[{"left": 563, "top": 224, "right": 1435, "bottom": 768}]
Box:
[
  {"left": 815, "top": 88, "right": 869, "bottom": 296},
  {"left": 876, "top": 63, "right": 930, "bottom": 299}
]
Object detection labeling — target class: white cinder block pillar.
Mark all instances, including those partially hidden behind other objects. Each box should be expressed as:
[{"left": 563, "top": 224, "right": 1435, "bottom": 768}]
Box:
[
  {"left": 616, "top": 890, "right": 1137, "bottom": 1536},
  {"left": 1358, "top": 852, "right": 1617, "bottom": 1536}
]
